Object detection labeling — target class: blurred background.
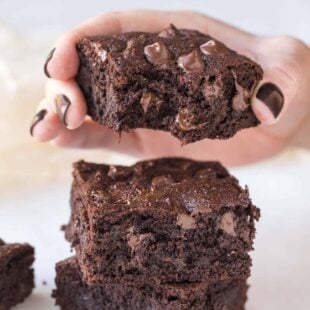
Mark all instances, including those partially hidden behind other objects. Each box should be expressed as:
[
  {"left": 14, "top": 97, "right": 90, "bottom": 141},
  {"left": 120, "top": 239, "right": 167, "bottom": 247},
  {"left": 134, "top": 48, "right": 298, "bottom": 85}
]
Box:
[{"left": 0, "top": 1, "right": 310, "bottom": 309}]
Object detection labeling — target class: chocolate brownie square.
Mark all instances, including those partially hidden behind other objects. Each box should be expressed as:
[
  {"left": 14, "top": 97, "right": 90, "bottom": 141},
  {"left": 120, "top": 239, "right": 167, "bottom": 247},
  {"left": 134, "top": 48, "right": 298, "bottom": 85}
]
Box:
[
  {"left": 76, "top": 24, "right": 263, "bottom": 144},
  {"left": 0, "top": 239, "right": 34, "bottom": 310},
  {"left": 53, "top": 257, "right": 248, "bottom": 310},
  {"left": 65, "top": 158, "right": 259, "bottom": 284}
]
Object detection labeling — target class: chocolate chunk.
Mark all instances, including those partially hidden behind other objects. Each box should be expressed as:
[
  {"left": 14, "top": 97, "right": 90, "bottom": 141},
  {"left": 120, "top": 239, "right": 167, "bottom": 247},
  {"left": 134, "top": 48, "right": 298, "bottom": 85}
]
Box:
[
  {"left": 200, "top": 39, "right": 229, "bottom": 55},
  {"left": 140, "top": 92, "right": 162, "bottom": 113},
  {"left": 176, "top": 109, "right": 204, "bottom": 132},
  {"left": 220, "top": 212, "right": 236, "bottom": 236},
  {"left": 232, "top": 72, "right": 253, "bottom": 112},
  {"left": 158, "top": 24, "right": 179, "bottom": 38},
  {"left": 144, "top": 42, "right": 171, "bottom": 65},
  {"left": 177, "top": 50, "right": 205, "bottom": 72}
]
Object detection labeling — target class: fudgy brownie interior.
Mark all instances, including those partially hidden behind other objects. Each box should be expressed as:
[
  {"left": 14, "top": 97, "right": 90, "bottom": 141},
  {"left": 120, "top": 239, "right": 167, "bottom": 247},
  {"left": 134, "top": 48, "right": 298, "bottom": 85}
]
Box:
[{"left": 76, "top": 25, "right": 263, "bottom": 144}]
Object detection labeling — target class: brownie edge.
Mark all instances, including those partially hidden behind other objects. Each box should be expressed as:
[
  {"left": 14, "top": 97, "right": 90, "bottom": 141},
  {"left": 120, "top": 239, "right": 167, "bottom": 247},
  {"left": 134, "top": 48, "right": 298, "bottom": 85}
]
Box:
[
  {"left": 0, "top": 240, "right": 35, "bottom": 310},
  {"left": 76, "top": 24, "right": 263, "bottom": 144},
  {"left": 53, "top": 257, "right": 248, "bottom": 310}
]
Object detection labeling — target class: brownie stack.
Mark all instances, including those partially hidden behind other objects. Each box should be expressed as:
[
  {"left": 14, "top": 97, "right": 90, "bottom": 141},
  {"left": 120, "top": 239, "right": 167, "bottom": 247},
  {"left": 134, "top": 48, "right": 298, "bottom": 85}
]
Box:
[{"left": 53, "top": 158, "right": 260, "bottom": 309}]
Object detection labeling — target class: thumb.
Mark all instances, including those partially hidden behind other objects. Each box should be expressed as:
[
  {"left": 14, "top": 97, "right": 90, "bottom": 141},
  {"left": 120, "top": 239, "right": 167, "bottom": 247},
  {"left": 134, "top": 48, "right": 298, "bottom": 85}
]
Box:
[{"left": 251, "top": 36, "right": 309, "bottom": 127}]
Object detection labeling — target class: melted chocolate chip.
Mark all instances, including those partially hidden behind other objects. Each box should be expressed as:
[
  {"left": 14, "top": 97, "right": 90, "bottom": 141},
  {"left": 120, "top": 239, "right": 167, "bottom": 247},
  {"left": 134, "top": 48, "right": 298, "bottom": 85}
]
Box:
[
  {"left": 195, "top": 168, "right": 217, "bottom": 179},
  {"left": 151, "top": 175, "right": 174, "bottom": 189},
  {"left": 231, "top": 72, "right": 253, "bottom": 112},
  {"left": 140, "top": 93, "right": 162, "bottom": 113},
  {"left": 220, "top": 212, "right": 236, "bottom": 236},
  {"left": 158, "top": 24, "right": 179, "bottom": 38},
  {"left": 98, "top": 50, "right": 107, "bottom": 62},
  {"left": 176, "top": 109, "right": 204, "bottom": 132},
  {"left": 177, "top": 50, "right": 205, "bottom": 72},
  {"left": 200, "top": 40, "right": 229, "bottom": 55},
  {"left": 144, "top": 42, "right": 171, "bottom": 65}
]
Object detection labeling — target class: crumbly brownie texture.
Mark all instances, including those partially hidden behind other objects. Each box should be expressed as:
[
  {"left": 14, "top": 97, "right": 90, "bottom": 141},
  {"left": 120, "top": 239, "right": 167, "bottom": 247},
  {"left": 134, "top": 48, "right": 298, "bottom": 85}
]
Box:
[
  {"left": 53, "top": 257, "right": 247, "bottom": 310},
  {"left": 0, "top": 240, "right": 34, "bottom": 310},
  {"left": 76, "top": 24, "right": 263, "bottom": 144},
  {"left": 65, "top": 158, "right": 260, "bottom": 284}
]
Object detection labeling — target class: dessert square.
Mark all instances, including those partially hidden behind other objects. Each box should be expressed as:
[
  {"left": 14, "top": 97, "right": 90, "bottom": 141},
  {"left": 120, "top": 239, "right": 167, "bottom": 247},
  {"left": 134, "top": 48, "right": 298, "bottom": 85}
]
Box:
[
  {"left": 65, "top": 158, "right": 259, "bottom": 284},
  {"left": 0, "top": 239, "right": 34, "bottom": 310},
  {"left": 76, "top": 25, "right": 263, "bottom": 144}
]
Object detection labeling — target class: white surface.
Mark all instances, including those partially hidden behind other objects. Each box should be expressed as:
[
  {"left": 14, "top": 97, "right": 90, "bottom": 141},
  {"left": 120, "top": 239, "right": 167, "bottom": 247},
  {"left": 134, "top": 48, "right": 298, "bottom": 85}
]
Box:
[
  {"left": 1, "top": 152, "right": 310, "bottom": 310},
  {"left": 0, "top": 0, "right": 309, "bottom": 42}
]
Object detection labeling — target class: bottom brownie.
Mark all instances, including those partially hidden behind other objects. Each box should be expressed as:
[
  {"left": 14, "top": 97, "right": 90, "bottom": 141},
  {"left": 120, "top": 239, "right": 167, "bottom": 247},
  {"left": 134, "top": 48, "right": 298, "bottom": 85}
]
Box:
[
  {"left": 53, "top": 257, "right": 247, "bottom": 310},
  {"left": 0, "top": 239, "right": 34, "bottom": 310}
]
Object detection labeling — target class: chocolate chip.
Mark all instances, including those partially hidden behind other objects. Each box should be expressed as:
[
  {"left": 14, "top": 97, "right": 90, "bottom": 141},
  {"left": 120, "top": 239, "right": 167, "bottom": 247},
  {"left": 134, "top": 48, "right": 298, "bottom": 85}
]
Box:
[
  {"left": 158, "top": 24, "right": 179, "bottom": 38},
  {"left": 140, "top": 93, "right": 162, "bottom": 113},
  {"left": 220, "top": 212, "right": 236, "bottom": 236},
  {"left": 200, "top": 40, "right": 229, "bottom": 55},
  {"left": 231, "top": 72, "right": 252, "bottom": 112},
  {"left": 176, "top": 109, "right": 203, "bottom": 132},
  {"left": 151, "top": 175, "right": 174, "bottom": 189},
  {"left": 177, "top": 50, "right": 205, "bottom": 72},
  {"left": 98, "top": 50, "right": 107, "bottom": 62},
  {"left": 144, "top": 42, "right": 171, "bottom": 65}
]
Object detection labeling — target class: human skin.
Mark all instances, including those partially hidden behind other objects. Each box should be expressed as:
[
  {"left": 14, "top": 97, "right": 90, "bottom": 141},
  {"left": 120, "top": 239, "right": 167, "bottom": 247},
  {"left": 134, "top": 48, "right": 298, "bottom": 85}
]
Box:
[{"left": 30, "top": 11, "right": 310, "bottom": 166}]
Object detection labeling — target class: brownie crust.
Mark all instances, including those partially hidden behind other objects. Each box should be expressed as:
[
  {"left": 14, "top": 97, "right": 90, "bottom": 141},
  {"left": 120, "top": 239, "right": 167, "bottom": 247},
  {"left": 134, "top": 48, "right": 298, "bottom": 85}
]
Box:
[
  {"left": 53, "top": 257, "right": 248, "bottom": 310},
  {"left": 0, "top": 240, "right": 34, "bottom": 310},
  {"left": 65, "top": 158, "right": 260, "bottom": 284},
  {"left": 76, "top": 25, "right": 263, "bottom": 144}
]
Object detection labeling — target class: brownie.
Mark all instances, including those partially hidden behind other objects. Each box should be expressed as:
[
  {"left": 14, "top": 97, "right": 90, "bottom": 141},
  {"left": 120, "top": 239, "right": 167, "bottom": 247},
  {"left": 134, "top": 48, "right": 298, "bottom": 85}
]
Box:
[
  {"left": 0, "top": 240, "right": 34, "bottom": 310},
  {"left": 76, "top": 24, "right": 263, "bottom": 144},
  {"left": 65, "top": 158, "right": 260, "bottom": 284},
  {"left": 53, "top": 257, "right": 247, "bottom": 310}
]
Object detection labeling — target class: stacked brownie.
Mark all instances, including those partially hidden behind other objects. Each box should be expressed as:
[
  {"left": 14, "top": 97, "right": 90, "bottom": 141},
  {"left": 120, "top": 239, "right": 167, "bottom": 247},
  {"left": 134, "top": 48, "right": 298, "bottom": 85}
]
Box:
[
  {"left": 0, "top": 239, "right": 34, "bottom": 310},
  {"left": 53, "top": 158, "right": 260, "bottom": 309}
]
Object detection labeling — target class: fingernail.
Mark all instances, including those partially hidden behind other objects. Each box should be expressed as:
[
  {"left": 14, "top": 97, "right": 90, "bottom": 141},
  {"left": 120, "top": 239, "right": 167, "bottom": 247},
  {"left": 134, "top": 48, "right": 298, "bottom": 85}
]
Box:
[
  {"left": 30, "top": 109, "right": 47, "bottom": 136},
  {"left": 44, "top": 48, "right": 56, "bottom": 78},
  {"left": 256, "top": 82, "right": 284, "bottom": 118},
  {"left": 55, "top": 94, "right": 71, "bottom": 126}
]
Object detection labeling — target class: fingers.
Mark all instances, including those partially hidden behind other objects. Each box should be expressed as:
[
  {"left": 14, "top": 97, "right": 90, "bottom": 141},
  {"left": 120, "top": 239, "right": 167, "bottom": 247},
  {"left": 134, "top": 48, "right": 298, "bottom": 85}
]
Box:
[
  {"left": 30, "top": 99, "right": 63, "bottom": 142},
  {"left": 51, "top": 119, "right": 142, "bottom": 155},
  {"left": 45, "top": 79, "right": 87, "bottom": 129},
  {"left": 251, "top": 36, "right": 310, "bottom": 127}
]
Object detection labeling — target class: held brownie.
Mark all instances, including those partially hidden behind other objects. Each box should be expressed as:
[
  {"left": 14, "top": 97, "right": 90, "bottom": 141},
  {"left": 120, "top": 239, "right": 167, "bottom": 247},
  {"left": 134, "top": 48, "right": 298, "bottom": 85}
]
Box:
[
  {"left": 0, "top": 239, "right": 34, "bottom": 310},
  {"left": 76, "top": 24, "right": 263, "bottom": 144},
  {"left": 65, "top": 158, "right": 260, "bottom": 284},
  {"left": 53, "top": 257, "right": 248, "bottom": 310}
]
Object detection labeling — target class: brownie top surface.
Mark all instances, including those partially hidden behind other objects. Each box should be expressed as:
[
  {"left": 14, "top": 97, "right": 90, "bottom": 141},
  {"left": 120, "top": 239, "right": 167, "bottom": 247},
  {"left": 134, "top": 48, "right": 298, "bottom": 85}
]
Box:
[
  {"left": 78, "top": 24, "right": 262, "bottom": 88},
  {"left": 73, "top": 158, "right": 252, "bottom": 215},
  {"left": 0, "top": 241, "right": 34, "bottom": 259}
]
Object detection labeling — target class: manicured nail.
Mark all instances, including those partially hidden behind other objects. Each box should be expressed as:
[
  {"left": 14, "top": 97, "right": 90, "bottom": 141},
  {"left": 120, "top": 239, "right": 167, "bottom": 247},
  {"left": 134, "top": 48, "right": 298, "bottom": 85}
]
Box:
[
  {"left": 55, "top": 94, "right": 71, "bottom": 126},
  {"left": 30, "top": 109, "right": 47, "bottom": 136},
  {"left": 44, "top": 48, "right": 56, "bottom": 78},
  {"left": 256, "top": 82, "right": 284, "bottom": 118}
]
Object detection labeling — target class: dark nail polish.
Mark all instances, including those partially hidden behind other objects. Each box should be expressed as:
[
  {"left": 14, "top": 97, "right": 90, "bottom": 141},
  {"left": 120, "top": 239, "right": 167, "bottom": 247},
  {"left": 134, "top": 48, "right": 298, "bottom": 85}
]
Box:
[
  {"left": 30, "top": 109, "right": 47, "bottom": 136},
  {"left": 55, "top": 94, "right": 71, "bottom": 126},
  {"left": 256, "top": 82, "right": 284, "bottom": 118},
  {"left": 44, "top": 48, "right": 56, "bottom": 78}
]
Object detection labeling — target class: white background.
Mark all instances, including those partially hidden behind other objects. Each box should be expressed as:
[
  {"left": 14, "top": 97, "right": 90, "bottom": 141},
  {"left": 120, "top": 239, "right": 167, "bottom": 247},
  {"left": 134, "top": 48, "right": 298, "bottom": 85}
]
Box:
[{"left": 0, "top": 1, "right": 310, "bottom": 310}]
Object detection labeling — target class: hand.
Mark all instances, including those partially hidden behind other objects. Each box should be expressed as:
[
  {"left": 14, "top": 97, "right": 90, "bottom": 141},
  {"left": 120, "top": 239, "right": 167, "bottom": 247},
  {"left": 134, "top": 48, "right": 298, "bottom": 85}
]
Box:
[{"left": 30, "top": 11, "right": 310, "bottom": 166}]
